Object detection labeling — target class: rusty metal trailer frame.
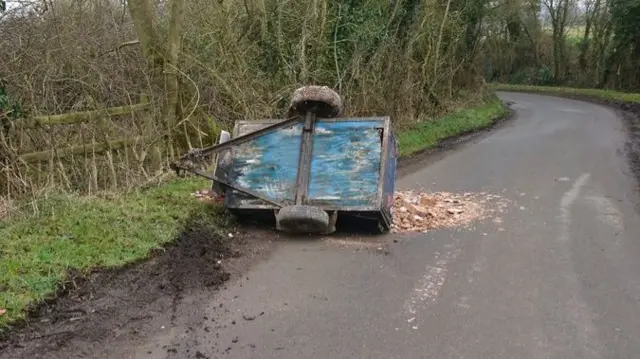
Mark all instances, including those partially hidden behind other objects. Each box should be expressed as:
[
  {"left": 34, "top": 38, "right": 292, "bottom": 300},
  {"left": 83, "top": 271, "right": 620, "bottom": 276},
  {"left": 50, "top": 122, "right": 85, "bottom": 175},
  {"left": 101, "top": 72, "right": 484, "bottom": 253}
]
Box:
[{"left": 172, "top": 115, "right": 307, "bottom": 208}]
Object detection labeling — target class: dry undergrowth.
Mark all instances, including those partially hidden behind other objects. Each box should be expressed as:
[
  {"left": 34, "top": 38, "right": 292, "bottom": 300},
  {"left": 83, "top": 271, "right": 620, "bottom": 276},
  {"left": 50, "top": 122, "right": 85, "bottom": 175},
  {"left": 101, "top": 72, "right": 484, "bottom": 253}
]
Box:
[
  {"left": 1, "top": 0, "right": 489, "bottom": 200},
  {"left": 0, "top": 197, "right": 16, "bottom": 221}
]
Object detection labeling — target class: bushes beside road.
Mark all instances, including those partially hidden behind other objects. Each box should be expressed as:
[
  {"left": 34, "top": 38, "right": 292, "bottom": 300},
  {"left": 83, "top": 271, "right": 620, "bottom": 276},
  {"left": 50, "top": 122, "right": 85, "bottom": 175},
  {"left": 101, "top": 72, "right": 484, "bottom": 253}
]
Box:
[{"left": 490, "top": 84, "right": 640, "bottom": 104}]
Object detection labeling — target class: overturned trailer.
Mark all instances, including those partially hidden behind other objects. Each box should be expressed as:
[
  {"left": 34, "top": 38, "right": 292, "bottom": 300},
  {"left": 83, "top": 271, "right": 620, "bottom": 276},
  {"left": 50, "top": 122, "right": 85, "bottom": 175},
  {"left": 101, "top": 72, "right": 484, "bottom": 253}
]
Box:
[{"left": 172, "top": 86, "right": 398, "bottom": 235}]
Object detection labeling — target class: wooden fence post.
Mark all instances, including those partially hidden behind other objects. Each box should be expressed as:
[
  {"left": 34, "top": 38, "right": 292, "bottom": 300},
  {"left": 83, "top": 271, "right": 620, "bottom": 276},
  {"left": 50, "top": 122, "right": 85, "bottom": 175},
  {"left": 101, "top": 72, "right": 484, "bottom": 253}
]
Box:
[{"left": 11, "top": 97, "right": 162, "bottom": 195}]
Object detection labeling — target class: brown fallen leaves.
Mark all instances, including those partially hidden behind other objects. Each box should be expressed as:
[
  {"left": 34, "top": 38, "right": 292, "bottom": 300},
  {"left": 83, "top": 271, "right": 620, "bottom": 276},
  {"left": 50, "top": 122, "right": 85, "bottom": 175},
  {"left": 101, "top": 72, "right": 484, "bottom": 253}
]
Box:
[
  {"left": 0, "top": 196, "right": 15, "bottom": 220},
  {"left": 391, "top": 190, "right": 500, "bottom": 233},
  {"left": 191, "top": 189, "right": 224, "bottom": 203},
  {"left": 0, "top": 308, "right": 6, "bottom": 316}
]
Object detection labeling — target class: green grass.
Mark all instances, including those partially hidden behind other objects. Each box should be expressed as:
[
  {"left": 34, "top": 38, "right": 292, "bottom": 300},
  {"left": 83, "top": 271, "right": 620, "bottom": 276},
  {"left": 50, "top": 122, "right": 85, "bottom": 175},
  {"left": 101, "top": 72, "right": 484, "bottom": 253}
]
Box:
[
  {"left": 0, "top": 98, "right": 510, "bottom": 327},
  {"left": 0, "top": 177, "right": 233, "bottom": 326},
  {"left": 490, "top": 83, "right": 640, "bottom": 104},
  {"left": 397, "top": 98, "right": 509, "bottom": 157},
  {"left": 541, "top": 25, "right": 584, "bottom": 42}
]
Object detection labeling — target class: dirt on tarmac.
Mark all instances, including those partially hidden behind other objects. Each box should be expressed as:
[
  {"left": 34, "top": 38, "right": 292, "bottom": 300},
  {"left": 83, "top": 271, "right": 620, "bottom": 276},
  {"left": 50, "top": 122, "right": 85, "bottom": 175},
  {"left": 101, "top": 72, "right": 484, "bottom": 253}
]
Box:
[{"left": 0, "top": 215, "right": 276, "bottom": 358}]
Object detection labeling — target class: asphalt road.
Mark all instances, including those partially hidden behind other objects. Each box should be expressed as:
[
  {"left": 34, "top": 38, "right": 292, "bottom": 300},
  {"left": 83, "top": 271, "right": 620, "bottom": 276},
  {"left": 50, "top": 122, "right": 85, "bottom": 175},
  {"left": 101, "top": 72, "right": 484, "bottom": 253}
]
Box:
[
  {"left": 34, "top": 92, "right": 640, "bottom": 359},
  {"left": 129, "top": 92, "right": 640, "bottom": 359}
]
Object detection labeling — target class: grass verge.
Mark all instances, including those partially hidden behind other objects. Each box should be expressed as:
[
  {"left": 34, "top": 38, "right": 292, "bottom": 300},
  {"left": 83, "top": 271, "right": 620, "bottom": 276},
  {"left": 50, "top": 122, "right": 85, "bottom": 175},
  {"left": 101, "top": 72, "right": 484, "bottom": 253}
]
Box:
[
  {"left": 397, "top": 98, "right": 509, "bottom": 157},
  {"left": 0, "top": 177, "right": 234, "bottom": 326},
  {"left": 0, "top": 98, "right": 509, "bottom": 327},
  {"left": 490, "top": 83, "right": 640, "bottom": 104}
]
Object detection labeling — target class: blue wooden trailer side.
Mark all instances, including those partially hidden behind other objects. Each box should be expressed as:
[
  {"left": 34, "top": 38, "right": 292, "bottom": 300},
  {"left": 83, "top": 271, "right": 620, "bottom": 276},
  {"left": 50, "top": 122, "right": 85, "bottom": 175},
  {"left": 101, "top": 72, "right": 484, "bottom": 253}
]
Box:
[
  {"left": 306, "top": 119, "right": 384, "bottom": 208},
  {"left": 222, "top": 117, "right": 397, "bottom": 231}
]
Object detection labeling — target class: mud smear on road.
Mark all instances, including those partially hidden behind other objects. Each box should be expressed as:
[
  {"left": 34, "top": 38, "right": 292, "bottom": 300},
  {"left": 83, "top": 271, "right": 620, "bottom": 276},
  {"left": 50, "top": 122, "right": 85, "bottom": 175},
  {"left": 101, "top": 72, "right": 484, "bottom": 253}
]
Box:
[{"left": 0, "top": 214, "right": 273, "bottom": 359}]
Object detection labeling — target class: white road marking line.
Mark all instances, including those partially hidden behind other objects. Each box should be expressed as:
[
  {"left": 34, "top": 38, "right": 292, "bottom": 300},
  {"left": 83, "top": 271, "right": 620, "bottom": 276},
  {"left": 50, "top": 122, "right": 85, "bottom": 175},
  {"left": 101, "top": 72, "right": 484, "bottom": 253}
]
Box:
[
  {"left": 559, "top": 173, "right": 590, "bottom": 241},
  {"left": 403, "top": 247, "right": 461, "bottom": 328},
  {"left": 556, "top": 173, "right": 603, "bottom": 358}
]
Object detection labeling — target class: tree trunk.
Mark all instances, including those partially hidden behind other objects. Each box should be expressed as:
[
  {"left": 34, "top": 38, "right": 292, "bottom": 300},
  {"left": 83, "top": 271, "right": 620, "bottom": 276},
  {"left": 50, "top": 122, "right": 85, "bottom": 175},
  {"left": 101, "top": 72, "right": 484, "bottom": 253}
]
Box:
[
  {"left": 634, "top": 41, "right": 640, "bottom": 89},
  {"left": 578, "top": 0, "right": 600, "bottom": 72},
  {"left": 127, "top": 0, "right": 163, "bottom": 75},
  {"left": 164, "top": 0, "right": 186, "bottom": 157},
  {"left": 521, "top": 24, "right": 538, "bottom": 66},
  {"left": 127, "top": 0, "right": 188, "bottom": 159},
  {"left": 578, "top": 21, "right": 592, "bottom": 71},
  {"left": 552, "top": 30, "right": 561, "bottom": 83}
]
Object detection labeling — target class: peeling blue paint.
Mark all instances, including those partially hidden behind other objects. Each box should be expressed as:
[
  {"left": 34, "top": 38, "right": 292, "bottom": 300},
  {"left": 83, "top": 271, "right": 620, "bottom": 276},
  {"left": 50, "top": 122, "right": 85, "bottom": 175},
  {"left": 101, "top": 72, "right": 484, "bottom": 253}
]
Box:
[
  {"left": 229, "top": 124, "right": 303, "bottom": 204},
  {"left": 307, "top": 120, "right": 383, "bottom": 207},
  {"left": 224, "top": 118, "right": 396, "bottom": 213}
]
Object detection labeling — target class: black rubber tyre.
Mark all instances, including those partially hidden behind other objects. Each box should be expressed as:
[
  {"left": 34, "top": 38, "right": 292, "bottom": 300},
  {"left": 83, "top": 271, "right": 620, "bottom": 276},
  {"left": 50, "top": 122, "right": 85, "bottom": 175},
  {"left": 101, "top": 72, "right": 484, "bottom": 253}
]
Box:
[
  {"left": 288, "top": 85, "right": 343, "bottom": 118},
  {"left": 276, "top": 205, "right": 330, "bottom": 234}
]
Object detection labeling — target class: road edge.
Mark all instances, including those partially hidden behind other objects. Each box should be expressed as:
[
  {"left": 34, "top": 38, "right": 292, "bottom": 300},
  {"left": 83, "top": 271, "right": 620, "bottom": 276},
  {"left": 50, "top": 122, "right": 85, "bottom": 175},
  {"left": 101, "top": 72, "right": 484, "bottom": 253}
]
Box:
[
  {"left": 397, "top": 104, "right": 516, "bottom": 177},
  {"left": 494, "top": 89, "right": 640, "bottom": 193}
]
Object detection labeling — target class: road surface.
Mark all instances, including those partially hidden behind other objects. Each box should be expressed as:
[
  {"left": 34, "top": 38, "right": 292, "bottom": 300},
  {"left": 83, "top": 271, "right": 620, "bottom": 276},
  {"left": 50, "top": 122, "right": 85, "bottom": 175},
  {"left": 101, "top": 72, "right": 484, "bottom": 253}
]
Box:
[
  {"left": 10, "top": 92, "right": 640, "bottom": 359},
  {"left": 137, "top": 92, "right": 640, "bottom": 359}
]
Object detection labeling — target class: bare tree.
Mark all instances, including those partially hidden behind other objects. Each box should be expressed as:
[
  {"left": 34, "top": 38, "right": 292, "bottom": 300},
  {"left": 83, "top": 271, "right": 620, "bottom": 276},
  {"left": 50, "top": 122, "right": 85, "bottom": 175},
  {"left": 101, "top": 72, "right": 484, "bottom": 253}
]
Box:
[
  {"left": 126, "top": 0, "right": 185, "bottom": 157},
  {"left": 541, "top": 0, "right": 572, "bottom": 82}
]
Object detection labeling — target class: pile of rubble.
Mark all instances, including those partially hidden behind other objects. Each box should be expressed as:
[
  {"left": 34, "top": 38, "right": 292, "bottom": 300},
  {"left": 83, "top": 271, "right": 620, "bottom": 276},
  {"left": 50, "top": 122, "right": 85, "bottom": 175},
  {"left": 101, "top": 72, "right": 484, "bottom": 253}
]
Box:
[
  {"left": 191, "top": 189, "right": 223, "bottom": 203},
  {"left": 391, "top": 190, "right": 492, "bottom": 233},
  {"left": 190, "top": 188, "right": 507, "bottom": 234}
]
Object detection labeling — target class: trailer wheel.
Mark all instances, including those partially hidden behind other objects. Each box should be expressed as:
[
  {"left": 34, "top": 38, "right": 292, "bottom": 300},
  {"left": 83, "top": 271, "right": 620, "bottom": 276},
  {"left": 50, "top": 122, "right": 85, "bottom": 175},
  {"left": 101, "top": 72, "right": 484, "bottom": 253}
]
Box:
[
  {"left": 289, "top": 85, "right": 343, "bottom": 118},
  {"left": 276, "top": 205, "right": 331, "bottom": 234}
]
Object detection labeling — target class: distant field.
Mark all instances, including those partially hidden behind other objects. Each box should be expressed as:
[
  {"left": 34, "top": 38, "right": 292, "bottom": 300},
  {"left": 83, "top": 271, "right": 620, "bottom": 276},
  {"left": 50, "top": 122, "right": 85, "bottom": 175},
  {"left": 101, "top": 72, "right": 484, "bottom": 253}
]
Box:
[{"left": 541, "top": 25, "right": 585, "bottom": 40}]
